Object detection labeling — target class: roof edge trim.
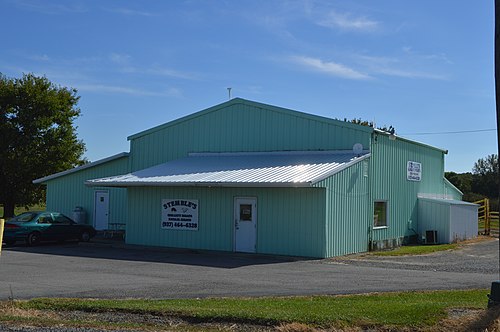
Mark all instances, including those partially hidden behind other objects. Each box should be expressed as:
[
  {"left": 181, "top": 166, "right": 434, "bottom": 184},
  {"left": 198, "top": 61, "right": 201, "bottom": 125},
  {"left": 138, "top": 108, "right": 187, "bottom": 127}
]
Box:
[
  {"left": 311, "top": 153, "right": 371, "bottom": 185},
  {"left": 85, "top": 180, "right": 312, "bottom": 188},
  {"left": 189, "top": 150, "right": 370, "bottom": 157},
  {"left": 443, "top": 177, "right": 464, "bottom": 195},
  {"left": 417, "top": 196, "right": 478, "bottom": 206},
  {"left": 33, "top": 152, "right": 129, "bottom": 184},
  {"left": 373, "top": 129, "right": 448, "bottom": 154},
  {"left": 127, "top": 98, "right": 373, "bottom": 141}
]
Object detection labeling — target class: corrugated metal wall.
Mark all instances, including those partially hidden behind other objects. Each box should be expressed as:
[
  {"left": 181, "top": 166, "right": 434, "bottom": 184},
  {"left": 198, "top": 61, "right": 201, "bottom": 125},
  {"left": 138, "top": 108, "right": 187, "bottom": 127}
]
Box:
[
  {"left": 418, "top": 198, "right": 478, "bottom": 243},
  {"left": 369, "top": 133, "right": 449, "bottom": 243},
  {"left": 128, "top": 99, "right": 372, "bottom": 171},
  {"left": 39, "top": 98, "right": 464, "bottom": 257},
  {"left": 449, "top": 204, "right": 478, "bottom": 242},
  {"left": 45, "top": 156, "right": 129, "bottom": 227},
  {"left": 125, "top": 100, "right": 456, "bottom": 255},
  {"left": 127, "top": 186, "right": 326, "bottom": 257},
  {"left": 315, "top": 159, "right": 370, "bottom": 256},
  {"left": 444, "top": 179, "right": 463, "bottom": 200},
  {"left": 417, "top": 199, "right": 451, "bottom": 243}
]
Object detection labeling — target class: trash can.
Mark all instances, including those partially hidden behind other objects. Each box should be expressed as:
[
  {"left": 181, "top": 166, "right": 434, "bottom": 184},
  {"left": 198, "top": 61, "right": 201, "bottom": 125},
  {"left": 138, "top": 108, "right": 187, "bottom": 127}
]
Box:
[{"left": 72, "top": 206, "right": 86, "bottom": 224}]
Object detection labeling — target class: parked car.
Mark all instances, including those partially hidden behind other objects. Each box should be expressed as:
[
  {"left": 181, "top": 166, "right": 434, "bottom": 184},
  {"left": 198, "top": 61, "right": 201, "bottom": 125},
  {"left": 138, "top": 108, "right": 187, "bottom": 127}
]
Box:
[{"left": 2, "top": 211, "right": 96, "bottom": 246}]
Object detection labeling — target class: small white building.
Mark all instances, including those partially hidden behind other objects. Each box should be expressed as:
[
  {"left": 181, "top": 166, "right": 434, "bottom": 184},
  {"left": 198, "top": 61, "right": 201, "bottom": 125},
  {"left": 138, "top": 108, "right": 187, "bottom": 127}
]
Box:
[{"left": 418, "top": 197, "right": 478, "bottom": 244}]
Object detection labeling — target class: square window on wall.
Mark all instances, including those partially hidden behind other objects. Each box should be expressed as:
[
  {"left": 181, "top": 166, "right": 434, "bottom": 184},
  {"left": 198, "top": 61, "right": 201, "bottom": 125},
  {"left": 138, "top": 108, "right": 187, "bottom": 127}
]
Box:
[{"left": 373, "top": 201, "right": 388, "bottom": 228}]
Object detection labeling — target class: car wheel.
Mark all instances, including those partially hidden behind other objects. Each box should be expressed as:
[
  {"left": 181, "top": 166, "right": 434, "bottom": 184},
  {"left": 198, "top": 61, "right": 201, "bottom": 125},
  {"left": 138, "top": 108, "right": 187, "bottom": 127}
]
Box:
[
  {"left": 80, "top": 230, "right": 91, "bottom": 242},
  {"left": 5, "top": 239, "right": 16, "bottom": 246},
  {"left": 26, "top": 232, "right": 41, "bottom": 246}
]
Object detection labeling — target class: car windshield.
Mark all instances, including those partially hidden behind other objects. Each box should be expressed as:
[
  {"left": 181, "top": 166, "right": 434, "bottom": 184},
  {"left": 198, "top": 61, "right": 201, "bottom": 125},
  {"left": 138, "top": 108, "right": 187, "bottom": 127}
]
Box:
[{"left": 9, "top": 212, "right": 38, "bottom": 222}]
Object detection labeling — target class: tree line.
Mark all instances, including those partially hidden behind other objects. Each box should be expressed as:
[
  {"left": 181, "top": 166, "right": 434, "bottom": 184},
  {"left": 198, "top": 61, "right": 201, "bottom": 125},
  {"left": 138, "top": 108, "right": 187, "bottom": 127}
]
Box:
[{"left": 445, "top": 154, "right": 499, "bottom": 211}]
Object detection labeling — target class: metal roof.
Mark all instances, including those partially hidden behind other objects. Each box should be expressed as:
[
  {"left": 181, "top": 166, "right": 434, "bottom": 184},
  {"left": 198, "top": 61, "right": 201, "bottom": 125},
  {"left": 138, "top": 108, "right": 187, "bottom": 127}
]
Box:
[
  {"left": 33, "top": 152, "right": 129, "bottom": 184},
  {"left": 418, "top": 197, "right": 479, "bottom": 207},
  {"left": 86, "top": 150, "right": 370, "bottom": 188}
]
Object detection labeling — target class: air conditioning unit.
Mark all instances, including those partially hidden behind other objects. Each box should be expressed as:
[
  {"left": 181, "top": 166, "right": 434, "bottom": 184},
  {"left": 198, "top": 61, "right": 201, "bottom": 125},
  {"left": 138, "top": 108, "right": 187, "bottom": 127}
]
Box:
[{"left": 425, "top": 230, "right": 438, "bottom": 244}]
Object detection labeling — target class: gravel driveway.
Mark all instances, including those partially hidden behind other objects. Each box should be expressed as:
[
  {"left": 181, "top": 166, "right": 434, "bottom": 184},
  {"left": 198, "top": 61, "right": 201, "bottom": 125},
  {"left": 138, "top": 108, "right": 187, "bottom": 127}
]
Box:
[
  {"left": 328, "top": 238, "right": 500, "bottom": 274},
  {"left": 0, "top": 238, "right": 499, "bottom": 331},
  {"left": 0, "top": 238, "right": 498, "bottom": 300}
]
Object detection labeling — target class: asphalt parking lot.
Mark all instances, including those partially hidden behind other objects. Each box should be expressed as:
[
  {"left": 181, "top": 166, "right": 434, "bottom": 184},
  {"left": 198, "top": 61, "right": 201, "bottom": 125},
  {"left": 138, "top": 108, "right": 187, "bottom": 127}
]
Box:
[{"left": 0, "top": 238, "right": 498, "bottom": 300}]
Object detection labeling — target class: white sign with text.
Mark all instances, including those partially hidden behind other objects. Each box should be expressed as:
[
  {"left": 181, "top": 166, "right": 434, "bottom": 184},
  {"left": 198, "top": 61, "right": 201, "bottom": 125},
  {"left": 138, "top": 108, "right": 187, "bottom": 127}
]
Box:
[
  {"left": 407, "top": 161, "right": 422, "bottom": 182},
  {"left": 161, "top": 199, "right": 199, "bottom": 231}
]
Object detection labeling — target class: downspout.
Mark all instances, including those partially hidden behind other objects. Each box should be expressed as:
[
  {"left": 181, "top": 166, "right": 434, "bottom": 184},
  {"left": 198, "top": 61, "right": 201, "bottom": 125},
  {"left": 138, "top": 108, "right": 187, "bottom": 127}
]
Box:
[{"left": 367, "top": 131, "right": 376, "bottom": 251}]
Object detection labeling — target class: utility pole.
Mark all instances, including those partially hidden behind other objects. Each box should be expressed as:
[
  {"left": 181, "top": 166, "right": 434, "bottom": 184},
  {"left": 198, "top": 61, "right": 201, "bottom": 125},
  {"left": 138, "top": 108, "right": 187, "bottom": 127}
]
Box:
[
  {"left": 497, "top": 0, "right": 500, "bottom": 235},
  {"left": 487, "top": 0, "right": 500, "bottom": 308}
]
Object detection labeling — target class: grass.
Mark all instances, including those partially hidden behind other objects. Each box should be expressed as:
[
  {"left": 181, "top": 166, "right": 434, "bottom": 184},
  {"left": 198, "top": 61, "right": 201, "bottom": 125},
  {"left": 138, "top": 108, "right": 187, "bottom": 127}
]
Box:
[
  {"left": 370, "top": 243, "right": 459, "bottom": 256},
  {"left": 479, "top": 219, "right": 499, "bottom": 233},
  {"left": 1, "top": 289, "right": 488, "bottom": 330}
]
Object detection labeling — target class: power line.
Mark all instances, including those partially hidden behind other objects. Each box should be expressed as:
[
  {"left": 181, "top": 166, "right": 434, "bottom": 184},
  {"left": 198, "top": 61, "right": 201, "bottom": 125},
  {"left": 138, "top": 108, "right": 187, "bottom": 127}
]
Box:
[{"left": 401, "top": 128, "right": 497, "bottom": 136}]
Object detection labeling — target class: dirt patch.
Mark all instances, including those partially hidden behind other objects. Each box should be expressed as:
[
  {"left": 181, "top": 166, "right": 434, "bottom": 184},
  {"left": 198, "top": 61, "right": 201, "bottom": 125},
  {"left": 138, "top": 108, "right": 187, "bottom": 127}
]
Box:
[
  {"left": 2, "top": 306, "right": 500, "bottom": 331},
  {"left": 456, "top": 235, "right": 497, "bottom": 246}
]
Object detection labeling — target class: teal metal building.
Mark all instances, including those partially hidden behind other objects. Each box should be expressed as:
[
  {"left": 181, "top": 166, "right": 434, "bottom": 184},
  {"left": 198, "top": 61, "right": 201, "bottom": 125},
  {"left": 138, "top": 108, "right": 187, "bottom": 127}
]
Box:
[
  {"left": 34, "top": 153, "right": 129, "bottom": 231},
  {"left": 35, "top": 98, "right": 467, "bottom": 257}
]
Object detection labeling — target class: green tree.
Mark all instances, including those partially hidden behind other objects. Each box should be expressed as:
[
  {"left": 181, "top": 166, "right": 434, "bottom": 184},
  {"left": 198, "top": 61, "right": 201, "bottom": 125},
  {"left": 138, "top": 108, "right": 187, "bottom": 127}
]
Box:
[
  {"left": 444, "top": 171, "right": 484, "bottom": 203},
  {"left": 0, "top": 73, "right": 86, "bottom": 218},
  {"left": 472, "top": 154, "right": 499, "bottom": 200},
  {"left": 445, "top": 171, "right": 473, "bottom": 194},
  {"left": 339, "top": 117, "right": 396, "bottom": 134}
]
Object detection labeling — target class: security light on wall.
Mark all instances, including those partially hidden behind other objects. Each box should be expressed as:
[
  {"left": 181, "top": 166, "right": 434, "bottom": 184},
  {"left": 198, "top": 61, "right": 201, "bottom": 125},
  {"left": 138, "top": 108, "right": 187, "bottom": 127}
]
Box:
[{"left": 353, "top": 143, "right": 363, "bottom": 155}]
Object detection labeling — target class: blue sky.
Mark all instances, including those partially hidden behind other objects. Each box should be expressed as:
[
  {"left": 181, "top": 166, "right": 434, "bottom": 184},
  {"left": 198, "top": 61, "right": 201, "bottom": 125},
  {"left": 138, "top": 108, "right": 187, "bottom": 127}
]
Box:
[{"left": 0, "top": 0, "right": 496, "bottom": 173}]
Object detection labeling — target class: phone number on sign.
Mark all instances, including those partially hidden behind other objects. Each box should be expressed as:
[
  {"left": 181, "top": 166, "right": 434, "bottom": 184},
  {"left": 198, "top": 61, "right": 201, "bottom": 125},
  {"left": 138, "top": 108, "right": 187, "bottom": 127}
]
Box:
[{"left": 162, "top": 221, "right": 198, "bottom": 229}]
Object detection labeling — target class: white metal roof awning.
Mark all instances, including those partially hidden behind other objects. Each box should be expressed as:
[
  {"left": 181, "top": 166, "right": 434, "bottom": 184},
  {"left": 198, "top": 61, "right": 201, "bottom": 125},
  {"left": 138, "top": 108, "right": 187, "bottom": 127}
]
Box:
[
  {"left": 85, "top": 150, "right": 370, "bottom": 188},
  {"left": 417, "top": 197, "right": 479, "bottom": 207},
  {"left": 33, "top": 152, "right": 129, "bottom": 184}
]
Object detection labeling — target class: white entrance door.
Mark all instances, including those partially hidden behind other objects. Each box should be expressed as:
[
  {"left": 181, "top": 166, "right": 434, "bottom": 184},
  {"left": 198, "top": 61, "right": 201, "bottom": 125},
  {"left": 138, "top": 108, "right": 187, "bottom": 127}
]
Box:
[
  {"left": 94, "top": 191, "right": 109, "bottom": 230},
  {"left": 234, "top": 197, "right": 257, "bottom": 253}
]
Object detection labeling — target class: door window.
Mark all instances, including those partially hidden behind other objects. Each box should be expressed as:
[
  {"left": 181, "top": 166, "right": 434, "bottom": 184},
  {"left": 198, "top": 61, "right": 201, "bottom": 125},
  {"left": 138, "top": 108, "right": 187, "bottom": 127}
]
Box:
[{"left": 240, "top": 204, "right": 252, "bottom": 221}]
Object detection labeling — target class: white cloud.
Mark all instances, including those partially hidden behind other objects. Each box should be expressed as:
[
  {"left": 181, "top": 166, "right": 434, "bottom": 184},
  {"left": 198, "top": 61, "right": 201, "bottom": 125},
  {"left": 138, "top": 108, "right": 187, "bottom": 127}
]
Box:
[
  {"left": 372, "top": 67, "right": 447, "bottom": 80},
  {"left": 105, "top": 7, "right": 157, "bottom": 17},
  {"left": 288, "top": 53, "right": 448, "bottom": 81},
  {"left": 356, "top": 54, "right": 449, "bottom": 80},
  {"left": 13, "top": 0, "right": 87, "bottom": 14},
  {"left": 318, "top": 10, "right": 379, "bottom": 31},
  {"left": 290, "top": 55, "right": 371, "bottom": 80},
  {"left": 107, "top": 55, "right": 198, "bottom": 81},
  {"left": 403, "top": 46, "right": 453, "bottom": 65},
  {"left": 109, "top": 53, "right": 132, "bottom": 65},
  {"left": 77, "top": 83, "right": 181, "bottom": 97},
  {"left": 149, "top": 67, "right": 199, "bottom": 80},
  {"left": 164, "top": 87, "right": 183, "bottom": 98},
  {"left": 27, "top": 54, "right": 50, "bottom": 62},
  {"left": 117, "top": 65, "right": 198, "bottom": 81}
]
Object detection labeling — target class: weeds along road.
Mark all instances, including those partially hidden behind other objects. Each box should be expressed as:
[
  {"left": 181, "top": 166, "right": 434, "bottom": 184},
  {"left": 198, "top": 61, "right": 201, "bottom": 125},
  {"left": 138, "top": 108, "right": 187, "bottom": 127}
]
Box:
[{"left": 0, "top": 238, "right": 498, "bottom": 300}]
